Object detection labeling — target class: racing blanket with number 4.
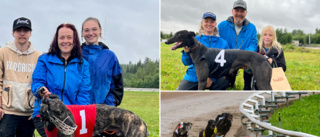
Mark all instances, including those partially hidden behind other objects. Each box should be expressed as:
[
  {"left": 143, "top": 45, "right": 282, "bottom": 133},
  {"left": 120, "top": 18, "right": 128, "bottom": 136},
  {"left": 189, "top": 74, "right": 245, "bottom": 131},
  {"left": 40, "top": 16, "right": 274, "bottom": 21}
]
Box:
[{"left": 204, "top": 49, "right": 238, "bottom": 79}]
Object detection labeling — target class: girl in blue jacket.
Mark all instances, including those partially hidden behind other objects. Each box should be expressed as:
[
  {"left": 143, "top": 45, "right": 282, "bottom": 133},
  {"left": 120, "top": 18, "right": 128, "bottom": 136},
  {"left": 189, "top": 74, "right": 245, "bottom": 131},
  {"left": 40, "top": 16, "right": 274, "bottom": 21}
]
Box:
[
  {"left": 177, "top": 12, "right": 230, "bottom": 90},
  {"left": 31, "top": 23, "right": 91, "bottom": 137},
  {"left": 81, "top": 17, "right": 123, "bottom": 107},
  {"left": 81, "top": 17, "right": 123, "bottom": 137}
]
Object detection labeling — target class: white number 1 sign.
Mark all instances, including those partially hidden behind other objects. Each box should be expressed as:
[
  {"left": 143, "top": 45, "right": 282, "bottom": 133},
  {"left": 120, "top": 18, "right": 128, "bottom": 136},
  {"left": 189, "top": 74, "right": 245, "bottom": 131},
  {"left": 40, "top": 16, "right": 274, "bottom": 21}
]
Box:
[{"left": 79, "top": 110, "right": 88, "bottom": 134}]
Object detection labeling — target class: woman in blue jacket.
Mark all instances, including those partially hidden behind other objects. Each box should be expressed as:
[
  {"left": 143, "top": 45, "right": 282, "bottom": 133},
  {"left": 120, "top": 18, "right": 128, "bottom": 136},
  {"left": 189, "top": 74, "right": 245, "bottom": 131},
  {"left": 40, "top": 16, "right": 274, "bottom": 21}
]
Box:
[
  {"left": 177, "top": 12, "right": 230, "bottom": 90},
  {"left": 81, "top": 17, "right": 123, "bottom": 137},
  {"left": 31, "top": 23, "right": 91, "bottom": 136},
  {"left": 81, "top": 17, "right": 123, "bottom": 106}
]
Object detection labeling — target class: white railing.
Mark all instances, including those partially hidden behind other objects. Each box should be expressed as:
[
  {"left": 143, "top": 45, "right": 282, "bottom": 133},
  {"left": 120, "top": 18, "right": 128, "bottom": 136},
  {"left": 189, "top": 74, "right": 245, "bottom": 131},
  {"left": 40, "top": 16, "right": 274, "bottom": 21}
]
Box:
[
  {"left": 124, "top": 87, "right": 159, "bottom": 92},
  {"left": 239, "top": 91, "right": 317, "bottom": 137}
]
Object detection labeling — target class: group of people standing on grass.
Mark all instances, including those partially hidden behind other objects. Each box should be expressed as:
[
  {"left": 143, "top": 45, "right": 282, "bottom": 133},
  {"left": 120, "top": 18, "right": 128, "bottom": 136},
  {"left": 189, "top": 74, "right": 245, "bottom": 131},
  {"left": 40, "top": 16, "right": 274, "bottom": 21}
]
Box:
[
  {"left": 0, "top": 17, "right": 123, "bottom": 137},
  {"left": 177, "top": 0, "right": 287, "bottom": 90}
]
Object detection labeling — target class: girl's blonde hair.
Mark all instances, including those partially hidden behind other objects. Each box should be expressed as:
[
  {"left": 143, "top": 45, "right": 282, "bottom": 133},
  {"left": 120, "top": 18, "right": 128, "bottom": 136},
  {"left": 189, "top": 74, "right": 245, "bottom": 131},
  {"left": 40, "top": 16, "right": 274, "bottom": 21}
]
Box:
[
  {"left": 198, "top": 19, "right": 218, "bottom": 36},
  {"left": 258, "top": 25, "right": 282, "bottom": 57}
]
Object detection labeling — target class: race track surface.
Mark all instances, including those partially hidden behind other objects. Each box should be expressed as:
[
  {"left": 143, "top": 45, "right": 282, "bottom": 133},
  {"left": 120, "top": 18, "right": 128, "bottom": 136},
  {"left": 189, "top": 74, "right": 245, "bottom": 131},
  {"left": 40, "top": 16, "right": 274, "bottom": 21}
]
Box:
[{"left": 161, "top": 92, "right": 255, "bottom": 137}]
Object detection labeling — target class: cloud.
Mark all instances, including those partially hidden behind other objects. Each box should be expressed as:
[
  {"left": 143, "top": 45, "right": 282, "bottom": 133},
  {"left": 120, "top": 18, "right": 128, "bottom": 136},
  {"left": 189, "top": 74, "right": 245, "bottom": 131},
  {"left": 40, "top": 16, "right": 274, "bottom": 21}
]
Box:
[
  {"left": 161, "top": 0, "right": 320, "bottom": 34},
  {"left": 0, "top": 0, "right": 159, "bottom": 64}
]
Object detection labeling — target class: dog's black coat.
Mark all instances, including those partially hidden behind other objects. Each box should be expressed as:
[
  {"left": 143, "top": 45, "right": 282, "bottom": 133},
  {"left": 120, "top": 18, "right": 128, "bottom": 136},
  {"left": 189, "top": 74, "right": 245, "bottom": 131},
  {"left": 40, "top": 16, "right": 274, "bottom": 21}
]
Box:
[
  {"left": 215, "top": 113, "right": 233, "bottom": 137},
  {"left": 40, "top": 94, "right": 148, "bottom": 137},
  {"left": 166, "top": 30, "right": 272, "bottom": 90},
  {"left": 172, "top": 122, "right": 193, "bottom": 137},
  {"left": 199, "top": 119, "right": 217, "bottom": 137}
]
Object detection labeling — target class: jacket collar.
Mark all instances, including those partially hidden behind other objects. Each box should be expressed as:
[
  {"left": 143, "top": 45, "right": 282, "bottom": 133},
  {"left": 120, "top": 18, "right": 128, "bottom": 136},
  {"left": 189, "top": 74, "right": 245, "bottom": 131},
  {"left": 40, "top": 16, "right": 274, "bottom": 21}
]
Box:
[
  {"left": 226, "top": 16, "right": 250, "bottom": 26},
  {"left": 48, "top": 54, "right": 80, "bottom": 64},
  {"left": 81, "top": 42, "right": 109, "bottom": 49},
  {"left": 6, "top": 41, "right": 37, "bottom": 55}
]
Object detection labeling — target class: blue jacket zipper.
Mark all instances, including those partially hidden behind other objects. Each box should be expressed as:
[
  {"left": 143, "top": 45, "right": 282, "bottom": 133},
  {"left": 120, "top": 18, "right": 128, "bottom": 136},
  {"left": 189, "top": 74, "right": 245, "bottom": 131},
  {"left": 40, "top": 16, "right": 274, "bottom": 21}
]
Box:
[{"left": 61, "top": 60, "right": 67, "bottom": 102}]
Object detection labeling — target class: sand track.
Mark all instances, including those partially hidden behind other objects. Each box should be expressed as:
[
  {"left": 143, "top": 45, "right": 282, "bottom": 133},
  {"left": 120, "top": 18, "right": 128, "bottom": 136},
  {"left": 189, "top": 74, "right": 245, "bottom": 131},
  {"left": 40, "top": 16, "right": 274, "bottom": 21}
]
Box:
[{"left": 161, "top": 92, "right": 255, "bottom": 137}]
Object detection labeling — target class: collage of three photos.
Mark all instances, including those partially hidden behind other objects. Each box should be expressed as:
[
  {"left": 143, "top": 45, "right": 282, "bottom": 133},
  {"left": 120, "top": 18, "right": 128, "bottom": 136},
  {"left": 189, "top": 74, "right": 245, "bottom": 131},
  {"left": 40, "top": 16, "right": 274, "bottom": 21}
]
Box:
[{"left": 1, "top": 0, "right": 319, "bottom": 137}]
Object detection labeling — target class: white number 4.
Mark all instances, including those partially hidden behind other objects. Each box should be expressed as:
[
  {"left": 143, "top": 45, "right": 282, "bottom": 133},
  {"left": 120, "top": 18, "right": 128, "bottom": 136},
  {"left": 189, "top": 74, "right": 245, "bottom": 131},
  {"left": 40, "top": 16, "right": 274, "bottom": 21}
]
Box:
[
  {"left": 80, "top": 110, "right": 88, "bottom": 134},
  {"left": 214, "top": 50, "right": 226, "bottom": 67}
]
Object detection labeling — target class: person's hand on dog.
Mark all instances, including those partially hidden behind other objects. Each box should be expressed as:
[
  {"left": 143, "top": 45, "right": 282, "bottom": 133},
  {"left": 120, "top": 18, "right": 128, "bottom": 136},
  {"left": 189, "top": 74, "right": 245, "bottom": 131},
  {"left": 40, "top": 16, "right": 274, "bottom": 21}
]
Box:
[
  {"left": 206, "top": 78, "right": 213, "bottom": 89},
  {"left": 39, "top": 87, "right": 51, "bottom": 98},
  {"left": 268, "top": 58, "right": 272, "bottom": 64},
  {"left": 183, "top": 46, "right": 190, "bottom": 53}
]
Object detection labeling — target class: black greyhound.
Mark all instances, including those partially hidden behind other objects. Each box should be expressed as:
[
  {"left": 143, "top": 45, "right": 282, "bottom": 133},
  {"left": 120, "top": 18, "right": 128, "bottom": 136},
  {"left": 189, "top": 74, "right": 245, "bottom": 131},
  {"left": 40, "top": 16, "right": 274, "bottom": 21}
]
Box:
[
  {"left": 215, "top": 113, "right": 233, "bottom": 137},
  {"left": 199, "top": 119, "right": 217, "bottom": 137},
  {"left": 165, "top": 30, "right": 272, "bottom": 90},
  {"left": 172, "top": 122, "right": 193, "bottom": 137}
]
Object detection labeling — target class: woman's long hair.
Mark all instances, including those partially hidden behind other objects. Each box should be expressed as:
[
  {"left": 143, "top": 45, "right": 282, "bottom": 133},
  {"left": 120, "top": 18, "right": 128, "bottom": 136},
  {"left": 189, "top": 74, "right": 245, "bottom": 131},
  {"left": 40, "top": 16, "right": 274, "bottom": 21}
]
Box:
[
  {"left": 48, "top": 23, "right": 82, "bottom": 59},
  {"left": 258, "top": 25, "right": 282, "bottom": 57}
]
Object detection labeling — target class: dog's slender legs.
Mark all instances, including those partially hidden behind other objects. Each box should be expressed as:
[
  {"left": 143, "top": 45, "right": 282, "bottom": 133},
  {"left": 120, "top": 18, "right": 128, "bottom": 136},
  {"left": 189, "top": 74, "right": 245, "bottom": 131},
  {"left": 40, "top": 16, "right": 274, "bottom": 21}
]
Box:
[{"left": 195, "top": 60, "right": 209, "bottom": 90}]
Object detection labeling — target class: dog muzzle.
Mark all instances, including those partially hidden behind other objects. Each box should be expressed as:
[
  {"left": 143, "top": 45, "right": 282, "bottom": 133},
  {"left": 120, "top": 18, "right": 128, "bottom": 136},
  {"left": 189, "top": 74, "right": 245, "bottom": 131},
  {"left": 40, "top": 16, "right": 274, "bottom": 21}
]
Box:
[{"left": 49, "top": 112, "right": 77, "bottom": 135}]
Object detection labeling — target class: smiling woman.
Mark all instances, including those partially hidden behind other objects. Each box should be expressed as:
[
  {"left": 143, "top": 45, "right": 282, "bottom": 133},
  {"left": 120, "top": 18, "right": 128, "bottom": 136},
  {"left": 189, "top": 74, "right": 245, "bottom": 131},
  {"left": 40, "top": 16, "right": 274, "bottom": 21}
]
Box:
[
  {"left": 31, "top": 23, "right": 91, "bottom": 137},
  {"left": 174, "top": 11, "right": 230, "bottom": 91},
  {"left": 58, "top": 27, "right": 75, "bottom": 59}
]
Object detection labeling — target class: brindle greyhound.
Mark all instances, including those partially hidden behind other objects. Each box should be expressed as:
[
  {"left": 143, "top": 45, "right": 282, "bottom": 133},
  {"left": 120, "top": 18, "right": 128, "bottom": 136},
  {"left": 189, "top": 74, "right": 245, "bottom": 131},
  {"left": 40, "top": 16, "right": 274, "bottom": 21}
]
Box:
[
  {"left": 172, "top": 122, "right": 193, "bottom": 137},
  {"left": 40, "top": 94, "right": 148, "bottom": 137},
  {"left": 165, "top": 30, "right": 272, "bottom": 90}
]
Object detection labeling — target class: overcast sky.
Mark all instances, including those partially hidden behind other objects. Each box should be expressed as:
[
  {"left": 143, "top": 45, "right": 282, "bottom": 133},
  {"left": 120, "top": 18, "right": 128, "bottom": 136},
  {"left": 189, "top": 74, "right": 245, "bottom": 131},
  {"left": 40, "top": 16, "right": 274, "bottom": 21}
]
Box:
[
  {"left": 0, "top": 0, "right": 159, "bottom": 64},
  {"left": 161, "top": 0, "right": 320, "bottom": 35}
]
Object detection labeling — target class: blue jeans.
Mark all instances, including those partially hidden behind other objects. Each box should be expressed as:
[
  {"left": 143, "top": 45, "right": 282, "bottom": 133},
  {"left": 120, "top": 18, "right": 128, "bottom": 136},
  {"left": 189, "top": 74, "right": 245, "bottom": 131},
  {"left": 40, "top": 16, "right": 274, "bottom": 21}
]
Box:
[{"left": 0, "top": 114, "right": 35, "bottom": 137}]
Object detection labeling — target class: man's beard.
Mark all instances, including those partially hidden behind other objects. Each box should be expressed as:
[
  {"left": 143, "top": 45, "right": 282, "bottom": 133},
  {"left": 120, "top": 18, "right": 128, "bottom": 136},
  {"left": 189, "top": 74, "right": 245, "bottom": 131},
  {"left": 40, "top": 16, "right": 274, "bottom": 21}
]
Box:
[{"left": 235, "top": 18, "right": 244, "bottom": 25}]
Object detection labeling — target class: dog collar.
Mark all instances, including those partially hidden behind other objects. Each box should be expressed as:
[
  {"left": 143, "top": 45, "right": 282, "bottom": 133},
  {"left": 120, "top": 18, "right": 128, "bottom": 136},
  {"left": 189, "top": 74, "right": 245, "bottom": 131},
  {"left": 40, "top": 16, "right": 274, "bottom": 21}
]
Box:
[{"left": 190, "top": 43, "right": 200, "bottom": 52}]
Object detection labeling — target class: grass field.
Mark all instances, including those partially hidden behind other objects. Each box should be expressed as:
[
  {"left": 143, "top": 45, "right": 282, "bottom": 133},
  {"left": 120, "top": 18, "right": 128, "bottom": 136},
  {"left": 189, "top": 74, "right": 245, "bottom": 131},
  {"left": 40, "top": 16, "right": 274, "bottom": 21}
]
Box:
[
  {"left": 34, "top": 91, "right": 159, "bottom": 137},
  {"left": 268, "top": 94, "right": 320, "bottom": 136},
  {"left": 161, "top": 43, "right": 320, "bottom": 90}
]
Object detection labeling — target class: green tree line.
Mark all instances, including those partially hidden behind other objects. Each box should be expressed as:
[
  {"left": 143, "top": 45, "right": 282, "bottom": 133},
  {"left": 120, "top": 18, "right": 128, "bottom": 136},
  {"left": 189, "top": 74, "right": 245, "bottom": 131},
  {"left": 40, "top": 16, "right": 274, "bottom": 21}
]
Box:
[
  {"left": 121, "top": 57, "right": 159, "bottom": 88},
  {"left": 161, "top": 28, "right": 320, "bottom": 45}
]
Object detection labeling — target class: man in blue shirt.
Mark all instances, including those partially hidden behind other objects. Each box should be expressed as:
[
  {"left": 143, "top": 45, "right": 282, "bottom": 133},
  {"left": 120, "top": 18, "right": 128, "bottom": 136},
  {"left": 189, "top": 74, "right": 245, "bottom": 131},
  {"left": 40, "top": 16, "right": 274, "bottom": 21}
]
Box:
[{"left": 218, "top": 0, "right": 258, "bottom": 90}]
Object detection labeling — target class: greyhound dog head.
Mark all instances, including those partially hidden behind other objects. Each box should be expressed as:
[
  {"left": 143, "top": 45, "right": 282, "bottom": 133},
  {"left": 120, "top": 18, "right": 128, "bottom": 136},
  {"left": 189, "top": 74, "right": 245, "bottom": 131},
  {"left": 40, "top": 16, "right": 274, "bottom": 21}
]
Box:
[
  {"left": 40, "top": 94, "right": 77, "bottom": 135},
  {"left": 173, "top": 122, "right": 193, "bottom": 137},
  {"left": 215, "top": 113, "right": 233, "bottom": 136},
  {"left": 206, "top": 119, "right": 217, "bottom": 135},
  {"left": 165, "top": 30, "right": 196, "bottom": 50},
  {"left": 216, "top": 113, "right": 233, "bottom": 126}
]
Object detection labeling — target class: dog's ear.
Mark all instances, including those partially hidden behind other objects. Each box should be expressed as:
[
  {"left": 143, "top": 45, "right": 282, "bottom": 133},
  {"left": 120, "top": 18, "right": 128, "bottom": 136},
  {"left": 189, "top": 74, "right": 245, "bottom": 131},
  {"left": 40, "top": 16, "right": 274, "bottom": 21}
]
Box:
[
  {"left": 48, "top": 94, "right": 60, "bottom": 100},
  {"left": 42, "top": 96, "right": 49, "bottom": 105},
  {"left": 188, "top": 31, "right": 196, "bottom": 37}
]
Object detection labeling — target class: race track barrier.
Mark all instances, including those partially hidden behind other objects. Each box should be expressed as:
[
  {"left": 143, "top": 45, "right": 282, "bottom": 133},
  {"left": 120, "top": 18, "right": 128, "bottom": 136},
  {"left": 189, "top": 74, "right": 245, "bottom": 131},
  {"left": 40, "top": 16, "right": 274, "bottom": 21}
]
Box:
[
  {"left": 124, "top": 87, "right": 159, "bottom": 92},
  {"left": 239, "top": 91, "right": 317, "bottom": 137}
]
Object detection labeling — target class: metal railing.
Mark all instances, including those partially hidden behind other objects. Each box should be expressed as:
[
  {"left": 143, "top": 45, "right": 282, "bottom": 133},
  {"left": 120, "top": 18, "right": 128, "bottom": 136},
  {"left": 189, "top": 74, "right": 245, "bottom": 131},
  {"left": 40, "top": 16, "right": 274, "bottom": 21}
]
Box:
[
  {"left": 239, "top": 91, "right": 317, "bottom": 137},
  {"left": 124, "top": 87, "right": 159, "bottom": 92}
]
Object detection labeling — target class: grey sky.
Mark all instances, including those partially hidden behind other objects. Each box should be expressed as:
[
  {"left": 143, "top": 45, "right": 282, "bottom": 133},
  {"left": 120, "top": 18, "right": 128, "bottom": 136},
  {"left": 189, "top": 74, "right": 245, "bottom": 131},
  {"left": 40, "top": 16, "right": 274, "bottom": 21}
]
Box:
[
  {"left": 161, "top": 0, "right": 320, "bottom": 35},
  {"left": 0, "top": 0, "right": 159, "bottom": 64}
]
